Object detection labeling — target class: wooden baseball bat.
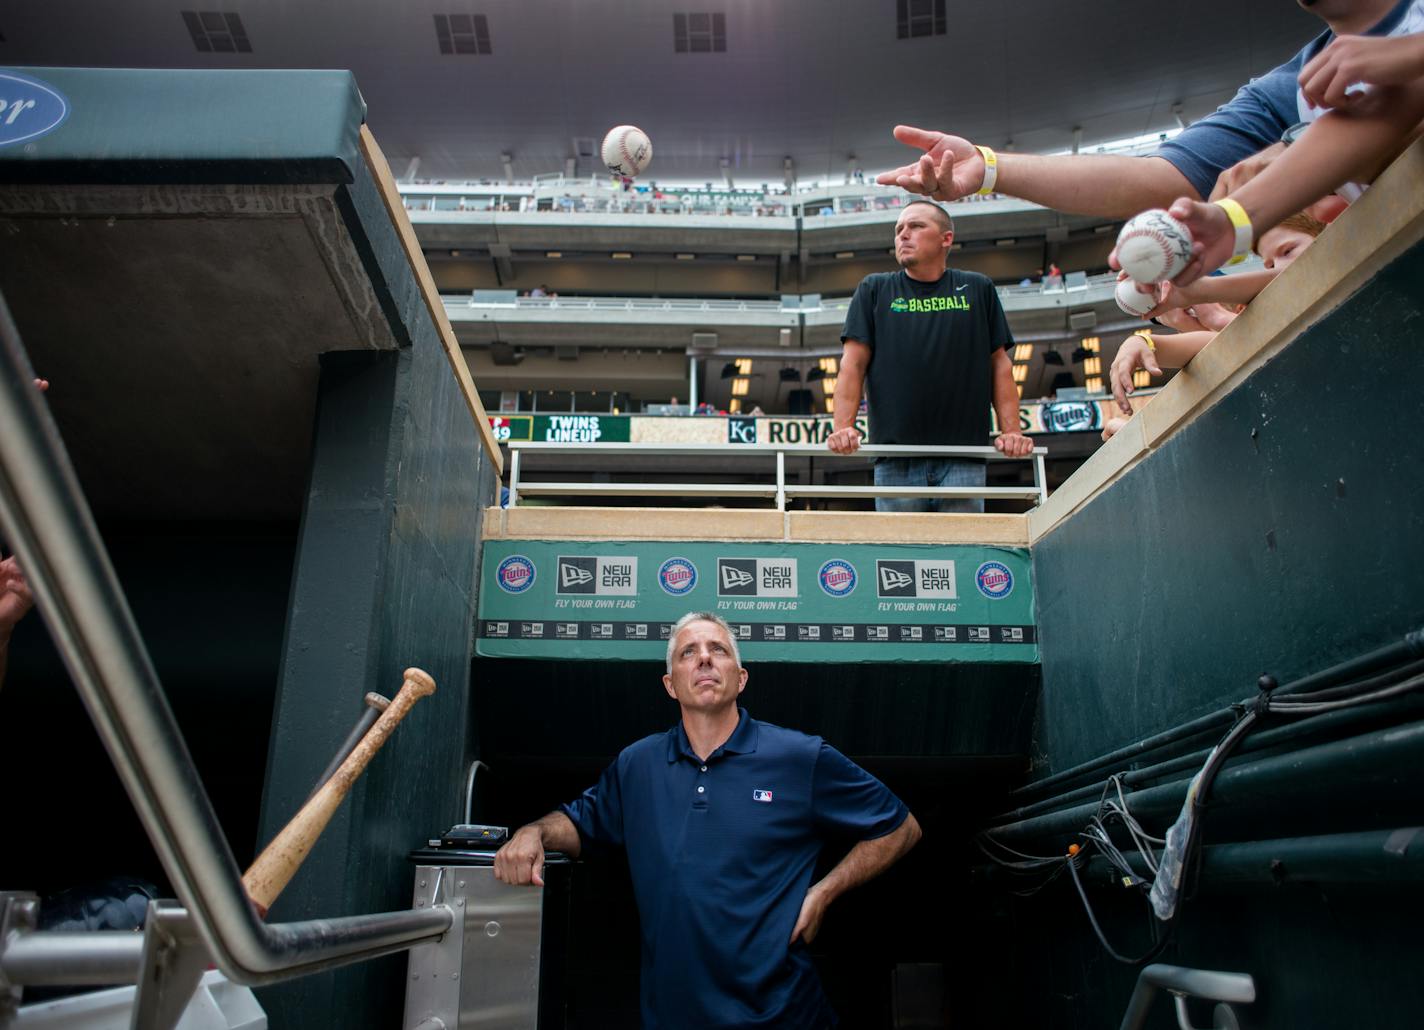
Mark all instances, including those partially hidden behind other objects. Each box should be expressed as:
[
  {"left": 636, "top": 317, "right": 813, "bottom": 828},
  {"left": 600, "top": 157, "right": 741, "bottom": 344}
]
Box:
[{"left": 242, "top": 668, "right": 436, "bottom": 917}]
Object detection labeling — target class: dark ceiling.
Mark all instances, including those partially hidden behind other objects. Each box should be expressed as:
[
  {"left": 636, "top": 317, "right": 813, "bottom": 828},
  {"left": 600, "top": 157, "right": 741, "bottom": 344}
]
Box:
[{"left": 2, "top": 0, "right": 1322, "bottom": 185}]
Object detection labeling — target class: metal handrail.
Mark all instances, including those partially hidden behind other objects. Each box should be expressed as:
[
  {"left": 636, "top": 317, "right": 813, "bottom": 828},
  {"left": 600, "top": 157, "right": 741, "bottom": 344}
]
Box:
[
  {"left": 0, "top": 296, "right": 452, "bottom": 986},
  {"left": 506, "top": 441, "right": 1048, "bottom": 509},
  {"left": 1119, "top": 963, "right": 1256, "bottom": 1030}
]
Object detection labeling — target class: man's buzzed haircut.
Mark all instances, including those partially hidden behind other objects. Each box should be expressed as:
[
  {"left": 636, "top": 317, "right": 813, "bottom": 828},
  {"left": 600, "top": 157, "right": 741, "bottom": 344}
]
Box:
[{"left": 900, "top": 199, "right": 953, "bottom": 233}]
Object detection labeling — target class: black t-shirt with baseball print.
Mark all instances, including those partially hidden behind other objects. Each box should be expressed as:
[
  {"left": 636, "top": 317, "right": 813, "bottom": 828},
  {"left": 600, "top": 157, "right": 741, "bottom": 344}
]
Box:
[{"left": 841, "top": 268, "right": 1012, "bottom": 446}]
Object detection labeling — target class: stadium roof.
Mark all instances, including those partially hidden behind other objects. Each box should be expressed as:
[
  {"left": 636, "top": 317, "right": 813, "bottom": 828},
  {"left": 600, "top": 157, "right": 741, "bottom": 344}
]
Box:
[{"left": 3, "top": 0, "right": 1321, "bottom": 185}]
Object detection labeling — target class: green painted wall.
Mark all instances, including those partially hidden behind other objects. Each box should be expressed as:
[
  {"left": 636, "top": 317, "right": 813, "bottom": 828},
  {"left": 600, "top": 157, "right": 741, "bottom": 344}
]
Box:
[
  {"left": 1033, "top": 241, "right": 1424, "bottom": 773},
  {"left": 1008, "top": 241, "right": 1424, "bottom": 1027},
  {"left": 252, "top": 156, "right": 496, "bottom": 1027}
]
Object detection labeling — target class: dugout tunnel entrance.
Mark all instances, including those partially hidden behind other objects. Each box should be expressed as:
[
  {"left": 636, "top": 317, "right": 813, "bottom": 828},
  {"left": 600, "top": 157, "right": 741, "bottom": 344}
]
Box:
[{"left": 464, "top": 510, "right": 1043, "bottom": 1026}]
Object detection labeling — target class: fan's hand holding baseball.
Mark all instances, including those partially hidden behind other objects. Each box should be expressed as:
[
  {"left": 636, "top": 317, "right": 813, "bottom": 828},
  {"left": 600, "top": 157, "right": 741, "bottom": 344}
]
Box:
[
  {"left": 1162, "top": 198, "right": 1233, "bottom": 286},
  {"left": 494, "top": 825, "right": 549, "bottom": 887},
  {"left": 826, "top": 427, "right": 863, "bottom": 455},
  {"left": 1111, "top": 335, "right": 1162, "bottom": 415},
  {"left": 995, "top": 431, "right": 1034, "bottom": 458},
  {"left": 876, "top": 126, "right": 985, "bottom": 201}
]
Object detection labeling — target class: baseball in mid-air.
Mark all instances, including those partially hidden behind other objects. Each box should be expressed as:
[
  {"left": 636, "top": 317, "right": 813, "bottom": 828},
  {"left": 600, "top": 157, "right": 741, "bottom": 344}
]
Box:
[
  {"left": 1115, "top": 277, "right": 1158, "bottom": 317},
  {"left": 601, "top": 125, "right": 652, "bottom": 178},
  {"left": 1116, "top": 209, "right": 1193, "bottom": 284}
]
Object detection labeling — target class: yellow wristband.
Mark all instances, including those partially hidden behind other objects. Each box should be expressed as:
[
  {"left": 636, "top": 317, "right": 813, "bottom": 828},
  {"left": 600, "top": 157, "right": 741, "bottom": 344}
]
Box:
[
  {"left": 1213, "top": 198, "right": 1253, "bottom": 266},
  {"left": 1135, "top": 331, "right": 1156, "bottom": 352},
  {"left": 975, "top": 145, "right": 998, "bottom": 195}
]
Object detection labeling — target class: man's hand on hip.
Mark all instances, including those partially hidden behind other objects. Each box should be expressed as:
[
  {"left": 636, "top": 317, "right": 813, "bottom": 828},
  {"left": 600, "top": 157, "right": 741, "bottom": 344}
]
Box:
[
  {"left": 493, "top": 825, "right": 547, "bottom": 887},
  {"left": 790, "top": 884, "right": 831, "bottom": 945},
  {"left": 995, "top": 432, "right": 1034, "bottom": 458},
  {"left": 826, "top": 427, "right": 863, "bottom": 455}
]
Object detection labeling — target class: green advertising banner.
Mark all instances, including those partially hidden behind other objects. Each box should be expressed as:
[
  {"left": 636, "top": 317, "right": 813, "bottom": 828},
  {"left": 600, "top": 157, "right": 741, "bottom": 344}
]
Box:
[
  {"left": 489, "top": 414, "right": 632, "bottom": 443},
  {"left": 477, "top": 541, "right": 1035, "bottom": 663}
]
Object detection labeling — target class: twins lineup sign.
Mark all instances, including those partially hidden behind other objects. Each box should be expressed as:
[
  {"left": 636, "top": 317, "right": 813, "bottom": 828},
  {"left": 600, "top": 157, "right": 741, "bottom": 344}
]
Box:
[{"left": 479, "top": 541, "right": 1035, "bottom": 663}]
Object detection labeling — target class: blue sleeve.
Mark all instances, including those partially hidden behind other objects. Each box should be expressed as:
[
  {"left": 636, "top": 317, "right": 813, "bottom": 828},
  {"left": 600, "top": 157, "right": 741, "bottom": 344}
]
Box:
[
  {"left": 840, "top": 278, "right": 876, "bottom": 347},
  {"left": 811, "top": 743, "right": 908, "bottom": 841},
  {"left": 560, "top": 758, "right": 625, "bottom": 849},
  {"left": 1154, "top": 51, "right": 1311, "bottom": 200}
]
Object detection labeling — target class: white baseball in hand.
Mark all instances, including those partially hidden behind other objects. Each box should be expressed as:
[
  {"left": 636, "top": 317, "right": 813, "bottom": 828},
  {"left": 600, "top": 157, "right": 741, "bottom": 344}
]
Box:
[
  {"left": 1116, "top": 209, "right": 1193, "bottom": 284},
  {"left": 601, "top": 125, "right": 652, "bottom": 177},
  {"left": 1115, "top": 277, "right": 1157, "bottom": 317}
]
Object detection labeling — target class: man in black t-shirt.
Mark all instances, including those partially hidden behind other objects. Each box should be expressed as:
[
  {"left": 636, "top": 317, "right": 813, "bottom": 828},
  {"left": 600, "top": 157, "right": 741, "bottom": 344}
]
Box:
[{"left": 828, "top": 200, "right": 1032, "bottom": 512}]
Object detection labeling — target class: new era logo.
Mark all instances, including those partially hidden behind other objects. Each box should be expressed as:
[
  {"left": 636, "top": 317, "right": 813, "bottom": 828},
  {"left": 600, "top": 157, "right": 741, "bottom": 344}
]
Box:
[
  {"left": 879, "top": 566, "right": 913, "bottom": 592},
  {"left": 717, "top": 558, "right": 798, "bottom": 597},
  {"left": 560, "top": 563, "right": 594, "bottom": 588},
  {"left": 721, "top": 565, "right": 755, "bottom": 589},
  {"left": 556, "top": 555, "right": 638, "bottom": 595},
  {"left": 752, "top": 789, "right": 773, "bottom": 802},
  {"left": 876, "top": 558, "right": 956, "bottom": 598}
]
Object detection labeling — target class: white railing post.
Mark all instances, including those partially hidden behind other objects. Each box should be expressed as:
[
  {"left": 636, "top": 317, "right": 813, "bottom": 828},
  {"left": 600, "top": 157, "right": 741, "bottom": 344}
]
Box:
[
  {"left": 1035, "top": 452, "right": 1049, "bottom": 507},
  {"left": 776, "top": 450, "right": 786, "bottom": 511},
  {"left": 508, "top": 448, "right": 522, "bottom": 507}
]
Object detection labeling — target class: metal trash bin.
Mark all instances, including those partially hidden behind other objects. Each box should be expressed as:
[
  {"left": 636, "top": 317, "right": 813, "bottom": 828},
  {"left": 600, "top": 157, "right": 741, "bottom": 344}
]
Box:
[{"left": 402, "top": 846, "right": 569, "bottom": 1030}]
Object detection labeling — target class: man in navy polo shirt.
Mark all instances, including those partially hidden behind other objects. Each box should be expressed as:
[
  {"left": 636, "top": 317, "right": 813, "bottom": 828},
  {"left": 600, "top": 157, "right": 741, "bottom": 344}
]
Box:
[{"left": 493, "top": 611, "right": 922, "bottom": 1028}]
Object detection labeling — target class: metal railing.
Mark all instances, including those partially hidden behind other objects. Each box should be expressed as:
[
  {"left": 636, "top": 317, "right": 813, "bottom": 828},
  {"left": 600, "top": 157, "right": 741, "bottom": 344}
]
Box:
[
  {"left": 468, "top": 295, "right": 789, "bottom": 313},
  {"left": 0, "top": 295, "right": 452, "bottom": 990},
  {"left": 506, "top": 441, "right": 1048, "bottom": 509}
]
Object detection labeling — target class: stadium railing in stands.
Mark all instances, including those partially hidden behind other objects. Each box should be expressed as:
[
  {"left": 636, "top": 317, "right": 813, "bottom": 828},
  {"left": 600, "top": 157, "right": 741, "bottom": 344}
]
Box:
[{"left": 506, "top": 442, "right": 1048, "bottom": 510}]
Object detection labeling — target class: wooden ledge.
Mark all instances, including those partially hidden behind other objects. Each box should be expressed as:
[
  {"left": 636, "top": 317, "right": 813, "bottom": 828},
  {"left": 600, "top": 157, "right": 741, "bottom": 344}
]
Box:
[
  {"left": 1030, "top": 135, "right": 1424, "bottom": 545},
  {"left": 484, "top": 506, "right": 1030, "bottom": 545}
]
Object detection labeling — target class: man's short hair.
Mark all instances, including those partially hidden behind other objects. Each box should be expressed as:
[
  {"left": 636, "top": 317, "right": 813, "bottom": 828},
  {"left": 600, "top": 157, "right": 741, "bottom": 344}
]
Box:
[
  {"left": 900, "top": 198, "right": 954, "bottom": 234},
  {"left": 666, "top": 611, "right": 742, "bottom": 673}
]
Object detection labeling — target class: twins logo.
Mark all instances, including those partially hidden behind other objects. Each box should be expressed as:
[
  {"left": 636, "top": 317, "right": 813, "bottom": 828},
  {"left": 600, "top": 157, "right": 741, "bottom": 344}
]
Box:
[
  {"left": 975, "top": 560, "right": 1014, "bottom": 599},
  {"left": 0, "top": 72, "right": 70, "bottom": 148},
  {"left": 495, "top": 554, "right": 536, "bottom": 594},
  {"left": 658, "top": 557, "right": 699, "bottom": 596},
  {"left": 818, "top": 559, "right": 857, "bottom": 598}
]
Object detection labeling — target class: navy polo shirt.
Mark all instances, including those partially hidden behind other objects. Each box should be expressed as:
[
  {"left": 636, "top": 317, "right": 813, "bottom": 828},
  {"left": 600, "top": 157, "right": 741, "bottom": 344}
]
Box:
[{"left": 561, "top": 709, "right": 909, "bottom": 1029}]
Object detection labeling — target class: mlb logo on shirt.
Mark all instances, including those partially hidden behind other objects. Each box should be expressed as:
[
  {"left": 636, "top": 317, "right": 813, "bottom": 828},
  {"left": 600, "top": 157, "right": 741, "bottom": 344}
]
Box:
[{"left": 752, "top": 789, "right": 774, "bottom": 803}]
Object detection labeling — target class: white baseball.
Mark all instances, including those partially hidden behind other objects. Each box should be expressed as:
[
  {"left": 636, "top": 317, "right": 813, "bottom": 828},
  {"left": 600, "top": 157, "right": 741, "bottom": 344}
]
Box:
[
  {"left": 1115, "top": 277, "right": 1158, "bottom": 317},
  {"left": 1116, "top": 209, "right": 1193, "bottom": 284},
  {"left": 601, "top": 125, "right": 652, "bottom": 178}
]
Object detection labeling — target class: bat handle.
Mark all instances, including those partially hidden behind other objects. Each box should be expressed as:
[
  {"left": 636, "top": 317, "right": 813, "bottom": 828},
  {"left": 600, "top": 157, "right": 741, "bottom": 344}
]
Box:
[{"left": 243, "top": 668, "right": 436, "bottom": 916}]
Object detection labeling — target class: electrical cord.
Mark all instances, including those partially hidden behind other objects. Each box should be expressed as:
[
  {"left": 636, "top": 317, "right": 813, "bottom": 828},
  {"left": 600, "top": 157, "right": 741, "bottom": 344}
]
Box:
[
  {"left": 1066, "top": 849, "right": 1174, "bottom": 965},
  {"left": 979, "top": 658, "right": 1424, "bottom": 966}
]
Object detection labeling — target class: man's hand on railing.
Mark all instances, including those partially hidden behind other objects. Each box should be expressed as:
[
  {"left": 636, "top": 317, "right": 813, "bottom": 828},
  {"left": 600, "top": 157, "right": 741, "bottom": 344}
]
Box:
[
  {"left": 826, "top": 427, "right": 863, "bottom": 454},
  {"left": 995, "top": 431, "right": 1035, "bottom": 458}
]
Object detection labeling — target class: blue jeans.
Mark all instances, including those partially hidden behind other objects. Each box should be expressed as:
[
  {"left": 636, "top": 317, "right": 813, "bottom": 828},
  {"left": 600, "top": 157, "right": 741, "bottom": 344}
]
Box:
[{"left": 874, "top": 458, "right": 986, "bottom": 513}]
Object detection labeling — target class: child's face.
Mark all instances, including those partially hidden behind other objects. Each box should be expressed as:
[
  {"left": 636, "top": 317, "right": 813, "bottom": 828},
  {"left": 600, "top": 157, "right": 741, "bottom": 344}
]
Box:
[{"left": 1257, "top": 227, "right": 1317, "bottom": 271}]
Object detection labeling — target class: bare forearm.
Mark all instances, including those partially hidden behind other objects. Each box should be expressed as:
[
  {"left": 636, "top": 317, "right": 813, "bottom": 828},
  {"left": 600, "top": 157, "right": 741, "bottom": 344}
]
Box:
[
  {"left": 998, "top": 154, "right": 1198, "bottom": 217},
  {"left": 1190, "top": 270, "right": 1277, "bottom": 306},
  {"left": 527, "top": 811, "right": 582, "bottom": 857},
  {"left": 833, "top": 355, "right": 867, "bottom": 431},
  {"left": 1233, "top": 86, "right": 1424, "bottom": 233},
  {"left": 1152, "top": 330, "right": 1217, "bottom": 367},
  {"left": 992, "top": 371, "right": 1022, "bottom": 436},
  {"left": 811, "top": 814, "right": 921, "bottom": 905}
]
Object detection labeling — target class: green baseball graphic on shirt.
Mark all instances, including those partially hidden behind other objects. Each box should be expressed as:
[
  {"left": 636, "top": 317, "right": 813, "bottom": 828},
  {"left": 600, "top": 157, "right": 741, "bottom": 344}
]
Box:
[{"left": 890, "top": 295, "right": 971, "bottom": 313}]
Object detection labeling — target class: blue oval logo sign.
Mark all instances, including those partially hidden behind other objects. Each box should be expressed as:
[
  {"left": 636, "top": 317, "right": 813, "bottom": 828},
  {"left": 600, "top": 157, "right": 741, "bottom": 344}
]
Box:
[{"left": 0, "top": 71, "right": 70, "bottom": 148}]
